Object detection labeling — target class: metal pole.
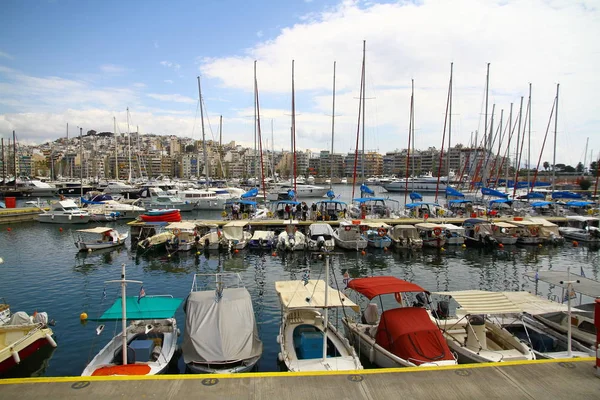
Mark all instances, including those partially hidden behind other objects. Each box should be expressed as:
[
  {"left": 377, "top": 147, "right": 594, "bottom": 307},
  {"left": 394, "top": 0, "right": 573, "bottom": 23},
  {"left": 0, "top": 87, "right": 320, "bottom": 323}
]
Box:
[
  {"left": 197, "top": 76, "right": 208, "bottom": 187},
  {"left": 361, "top": 40, "right": 366, "bottom": 181},
  {"left": 330, "top": 61, "right": 336, "bottom": 189},
  {"left": 527, "top": 83, "right": 532, "bottom": 188},
  {"left": 552, "top": 84, "right": 559, "bottom": 194}
]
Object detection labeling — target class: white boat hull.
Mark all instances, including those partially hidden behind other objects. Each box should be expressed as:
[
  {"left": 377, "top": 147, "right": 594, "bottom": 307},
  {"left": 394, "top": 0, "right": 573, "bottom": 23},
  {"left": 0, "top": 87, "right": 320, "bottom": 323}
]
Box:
[{"left": 38, "top": 214, "right": 91, "bottom": 224}]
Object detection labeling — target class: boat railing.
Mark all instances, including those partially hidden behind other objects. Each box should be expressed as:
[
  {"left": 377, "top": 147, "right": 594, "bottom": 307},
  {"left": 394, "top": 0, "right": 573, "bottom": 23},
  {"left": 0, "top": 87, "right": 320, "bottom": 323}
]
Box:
[{"left": 190, "top": 273, "right": 243, "bottom": 292}]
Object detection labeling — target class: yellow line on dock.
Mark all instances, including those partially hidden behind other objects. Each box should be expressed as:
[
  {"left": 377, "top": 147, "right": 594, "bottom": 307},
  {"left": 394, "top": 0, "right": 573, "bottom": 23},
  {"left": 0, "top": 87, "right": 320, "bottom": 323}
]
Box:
[{"left": 0, "top": 357, "right": 593, "bottom": 385}]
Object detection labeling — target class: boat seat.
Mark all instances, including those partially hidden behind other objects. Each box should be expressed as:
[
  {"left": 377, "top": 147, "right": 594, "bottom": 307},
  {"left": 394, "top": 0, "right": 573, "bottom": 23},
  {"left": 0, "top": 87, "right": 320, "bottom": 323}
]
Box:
[{"left": 362, "top": 303, "right": 379, "bottom": 325}]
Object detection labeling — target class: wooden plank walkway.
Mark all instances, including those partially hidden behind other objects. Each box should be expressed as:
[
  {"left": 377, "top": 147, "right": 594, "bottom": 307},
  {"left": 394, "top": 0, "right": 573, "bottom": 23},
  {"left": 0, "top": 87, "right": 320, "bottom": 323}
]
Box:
[{"left": 1, "top": 358, "right": 598, "bottom": 400}]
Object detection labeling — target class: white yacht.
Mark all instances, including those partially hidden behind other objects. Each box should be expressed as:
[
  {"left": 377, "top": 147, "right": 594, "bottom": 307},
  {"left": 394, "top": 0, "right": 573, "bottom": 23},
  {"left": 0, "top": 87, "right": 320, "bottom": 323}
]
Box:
[
  {"left": 559, "top": 216, "right": 600, "bottom": 243},
  {"left": 15, "top": 179, "right": 58, "bottom": 197},
  {"left": 38, "top": 199, "right": 91, "bottom": 224},
  {"left": 179, "top": 188, "right": 227, "bottom": 210},
  {"left": 102, "top": 181, "right": 136, "bottom": 194},
  {"left": 382, "top": 171, "right": 453, "bottom": 193},
  {"left": 267, "top": 181, "right": 328, "bottom": 201}
]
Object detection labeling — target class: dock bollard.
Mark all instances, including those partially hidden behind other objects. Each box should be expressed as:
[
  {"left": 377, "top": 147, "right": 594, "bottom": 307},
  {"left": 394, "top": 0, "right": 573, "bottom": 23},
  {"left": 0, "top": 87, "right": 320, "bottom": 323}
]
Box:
[{"left": 596, "top": 298, "right": 600, "bottom": 378}]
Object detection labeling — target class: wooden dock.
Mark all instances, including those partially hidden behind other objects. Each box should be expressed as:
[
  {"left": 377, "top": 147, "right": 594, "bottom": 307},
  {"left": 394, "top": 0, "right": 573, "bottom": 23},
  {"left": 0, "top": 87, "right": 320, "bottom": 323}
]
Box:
[{"left": 0, "top": 358, "right": 597, "bottom": 399}]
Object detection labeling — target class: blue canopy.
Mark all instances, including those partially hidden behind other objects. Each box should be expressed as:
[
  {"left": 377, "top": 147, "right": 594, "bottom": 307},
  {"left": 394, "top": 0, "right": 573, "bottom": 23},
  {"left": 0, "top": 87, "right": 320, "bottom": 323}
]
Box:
[
  {"left": 489, "top": 199, "right": 512, "bottom": 205},
  {"left": 481, "top": 187, "right": 509, "bottom": 198},
  {"left": 353, "top": 197, "right": 387, "bottom": 203},
  {"left": 463, "top": 218, "right": 487, "bottom": 225},
  {"left": 409, "top": 192, "right": 423, "bottom": 201},
  {"left": 445, "top": 187, "right": 464, "bottom": 198},
  {"left": 552, "top": 191, "right": 583, "bottom": 200},
  {"left": 448, "top": 199, "right": 473, "bottom": 205},
  {"left": 326, "top": 189, "right": 335, "bottom": 199},
  {"left": 241, "top": 188, "right": 258, "bottom": 199},
  {"left": 526, "top": 192, "right": 545, "bottom": 199},
  {"left": 360, "top": 184, "right": 374, "bottom": 195},
  {"left": 531, "top": 201, "right": 552, "bottom": 207},
  {"left": 275, "top": 200, "right": 300, "bottom": 206},
  {"left": 565, "top": 201, "right": 595, "bottom": 207},
  {"left": 93, "top": 296, "right": 183, "bottom": 321},
  {"left": 405, "top": 202, "right": 441, "bottom": 209},
  {"left": 316, "top": 200, "right": 347, "bottom": 206}
]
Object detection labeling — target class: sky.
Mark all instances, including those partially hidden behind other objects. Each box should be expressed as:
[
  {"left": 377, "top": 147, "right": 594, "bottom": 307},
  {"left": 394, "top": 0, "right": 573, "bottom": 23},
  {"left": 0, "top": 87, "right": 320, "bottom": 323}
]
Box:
[{"left": 0, "top": 0, "right": 599, "bottom": 167}]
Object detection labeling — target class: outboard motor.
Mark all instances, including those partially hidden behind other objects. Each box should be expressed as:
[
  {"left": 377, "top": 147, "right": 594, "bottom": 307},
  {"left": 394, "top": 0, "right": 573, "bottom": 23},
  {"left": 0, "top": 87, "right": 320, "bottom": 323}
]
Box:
[
  {"left": 414, "top": 292, "right": 427, "bottom": 308},
  {"left": 317, "top": 235, "right": 325, "bottom": 249},
  {"left": 432, "top": 301, "right": 450, "bottom": 319}
]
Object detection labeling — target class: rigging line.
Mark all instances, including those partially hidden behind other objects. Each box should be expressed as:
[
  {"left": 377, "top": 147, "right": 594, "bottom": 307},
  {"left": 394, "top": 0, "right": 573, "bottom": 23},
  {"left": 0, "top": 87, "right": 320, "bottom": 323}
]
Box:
[{"left": 190, "top": 99, "right": 200, "bottom": 140}]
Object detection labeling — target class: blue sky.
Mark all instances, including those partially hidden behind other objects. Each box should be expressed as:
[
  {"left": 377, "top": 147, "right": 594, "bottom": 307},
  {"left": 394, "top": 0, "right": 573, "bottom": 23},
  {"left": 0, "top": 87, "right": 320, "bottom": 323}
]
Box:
[{"left": 1, "top": 0, "right": 599, "bottom": 167}]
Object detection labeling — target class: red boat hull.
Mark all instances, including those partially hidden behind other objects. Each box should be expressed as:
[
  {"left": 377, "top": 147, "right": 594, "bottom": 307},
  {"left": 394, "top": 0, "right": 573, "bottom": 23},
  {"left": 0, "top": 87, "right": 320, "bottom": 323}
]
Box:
[
  {"left": 139, "top": 212, "right": 181, "bottom": 222},
  {"left": 0, "top": 337, "right": 52, "bottom": 375}
]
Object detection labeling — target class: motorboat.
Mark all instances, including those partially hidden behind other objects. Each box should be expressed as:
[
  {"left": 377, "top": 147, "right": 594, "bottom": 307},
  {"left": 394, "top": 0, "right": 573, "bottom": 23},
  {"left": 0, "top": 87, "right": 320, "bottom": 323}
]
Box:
[
  {"left": 102, "top": 181, "right": 136, "bottom": 195},
  {"left": 333, "top": 220, "right": 367, "bottom": 250},
  {"left": 526, "top": 217, "right": 564, "bottom": 245},
  {"left": 430, "top": 290, "right": 535, "bottom": 363},
  {"left": 490, "top": 221, "right": 519, "bottom": 245},
  {"left": 37, "top": 199, "right": 91, "bottom": 224},
  {"left": 405, "top": 202, "right": 447, "bottom": 219},
  {"left": 313, "top": 200, "right": 347, "bottom": 221},
  {"left": 382, "top": 171, "right": 451, "bottom": 193},
  {"left": 248, "top": 231, "right": 276, "bottom": 250},
  {"left": 511, "top": 219, "right": 544, "bottom": 245},
  {"left": 223, "top": 200, "right": 269, "bottom": 220},
  {"left": 82, "top": 194, "right": 146, "bottom": 220},
  {"left": 195, "top": 223, "right": 223, "bottom": 250},
  {"left": 272, "top": 200, "right": 301, "bottom": 220},
  {"left": 138, "top": 187, "right": 194, "bottom": 212},
  {"left": 342, "top": 276, "right": 457, "bottom": 368},
  {"left": 139, "top": 209, "right": 181, "bottom": 223},
  {"left": 349, "top": 197, "right": 400, "bottom": 220},
  {"left": 363, "top": 223, "right": 392, "bottom": 249},
  {"left": 182, "top": 273, "right": 263, "bottom": 373},
  {"left": 461, "top": 218, "right": 497, "bottom": 248},
  {"left": 499, "top": 291, "right": 593, "bottom": 359},
  {"left": 440, "top": 223, "right": 465, "bottom": 245},
  {"left": 164, "top": 222, "right": 199, "bottom": 252},
  {"left": 277, "top": 220, "right": 306, "bottom": 251},
  {"left": 179, "top": 188, "right": 227, "bottom": 211},
  {"left": 414, "top": 223, "right": 447, "bottom": 248},
  {"left": 306, "top": 223, "right": 335, "bottom": 251},
  {"left": 75, "top": 227, "right": 128, "bottom": 252},
  {"left": 275, "top": 259, "right": 363, "bottom": 371},
  {"left": 82, "top": 263, "right": 183, "bottom": 376},
  {"left": 267, "top": 182, "right": 328, "bottom": 201},
  {"left": 138, "top": 230, "right": 175, "bottom": 252},
  {"left": 0, "top": 304, "right": 57, "bottom": 375},
  {"left": 15, "top": 179, "right": 58, "bottom": 197},
  {"left": 389, "top": 225, "right": 423, "bottom": 250},
  {"left": 221, "top": 221, "right": 252, "bottom": 250},
  {"left": 558, "top": 216, "right": 600, "bottom": 243}
]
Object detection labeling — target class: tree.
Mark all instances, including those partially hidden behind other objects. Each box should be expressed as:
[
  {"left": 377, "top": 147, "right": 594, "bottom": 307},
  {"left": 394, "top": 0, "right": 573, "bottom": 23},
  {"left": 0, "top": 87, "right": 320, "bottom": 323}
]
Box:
[
  {"left": 185, "top": 144, "right": 195, "bottom": 153},
  {"left": 543, "top": 161, "right": 549, "bottom": 171},
  {"left": 555, "top": 163, "right": 566, "bottom": 172},
  {"left": 579, "top": 178, "right": 592, "bottom": 190},
  {"left": 576, "top": 162, "right": 584, "bottom": 173},
  {"left": 590, "top": 161, "right": 598, "bottom": 177},
  {"left": 563, "top": 165, "right": 576, "bottom": 173},
  {"left": 86, "top": 130, "right": 97, "bottom": 136}
]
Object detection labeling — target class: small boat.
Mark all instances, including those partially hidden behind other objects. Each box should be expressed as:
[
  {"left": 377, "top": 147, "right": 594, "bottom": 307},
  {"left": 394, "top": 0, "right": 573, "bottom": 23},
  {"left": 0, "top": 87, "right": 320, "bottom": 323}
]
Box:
[
  {"left": 275, "top": 258, "right": 363, "bottom": 371},
  {"left": 342, "top": 276, "right": 457, "bottom": 368},
  {"left": 182, "top": 273, "right": 263, "bottom": 373},
  {"left": 333, "top": 220, "right": 367, "bottom": 250},
  {"left": 490, "top": 221, "right": 519, "bottom": 245},
  {"left": 138, "top": 230, "right": 175, "bottom": 252},
  {"left": 431, "top": 290, "right": 535, "bottom": 363},
  {"left": 349, "top": 197, "right": 400, "bottom": 219},
  {"left": 511, "top": 219, "right": 544, "bottom": 245},
  {"left": 363, "top": 223, "right": 392, "bottom": 249},
  {"left": 195, "top": 223, "right": 223, "bottom": 250},
  {"left": 526, "top": 217, "right": 564, "bottom": 245},
  {"left": 414, "top": 223, "right": 447, "bottom": 248},
  {"left": 248, "top": 231, "right": 276, "bottom": 249},
  {"left": 139, "top": 209, "right": 181, "bottom": 223},
  {"left": 277, "top": 220, "right": 306, "bottom": 251},
  {"left": 440, "top": 223, "right": 465, "bottom": 245},
  {"left": 306, "top": 223, "right": 335, "bottom": 251},
  {"left": 37, "top": 199, "right": 91, "bottom": 224},
  {"left": 558, "top": 216, "right": 600, "bottom": 243},
  {"left": 0, "top": 302, "right": 57, "bottom": 376},
  {"left": 75, "top": 227, "right": 128, "bottom": 252},
  {"left": 82, "top": 263, "right": 183, "bottom": 376},
  {"left": 313, "top": 200, "right": 347, "bottom": 221},
  {"left": 164, "top": 222, "right": 199, "bottom": 252},
  {"left": 221, "top": 220, "right": 252, "bottom": 250},
  {"left": 461, "top": 218, "right": 497, "bottom": 248},
  {"left": 82, "top": 195, "right": 146, "bottom": 220},
  {"left": 389, "top": 225, "right": 423, "bottom": 250}
]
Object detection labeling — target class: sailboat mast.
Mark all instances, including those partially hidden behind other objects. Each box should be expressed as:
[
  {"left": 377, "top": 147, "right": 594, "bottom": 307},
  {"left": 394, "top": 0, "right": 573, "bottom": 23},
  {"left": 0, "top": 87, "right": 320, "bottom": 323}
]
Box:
[
  {"left": 292, "top": 60, "right": 297, "bottom": 192},
  {"left": 271, "top": 119, "right": 275, "bottom": 179},
  {"left": 330, "top": 61, "right": 336, "bottom": 190},
  {"left": 447, "top": 62, "right": 453, "bottom": 181},
  {"left": 197, "top": 76, "right": 208, "bottom": 187},
  {"left": 127, "top": 108, "right": 132, "bottom": 183},
  {"left": 254, "top": 61, "right": 258, "bottom": 181},
  {"left": 483, "top": 63, "right": 489, "bottom": 183},
  {"left": 403, "top": 79, "right": 413, "bottom": 205},
  {"left": 1, "top": 138, "right": 4, "bottom": 182},
  {"left": 361, "top": 40, "right": 366, "bottom": 181},
  {"left": 505, "top": 103, "right": 513, "bottom": 193},
  {"left": 13, "top": 130, "right": 17, "bottom": 180},
  {"left": 114, "top": 117, "right": 118, "bottom": 180},
  {"left": 255, "top": 64, "right": 267, "bottom": 201},
  {"left": 80, "top": 127, "right": 83, "bottom": 199},
  {"left": 552, "top": 84, "right": 559, "bottom": 194},
  {"left": 527, "top": 83, "right": 532, "bottom": 188}
]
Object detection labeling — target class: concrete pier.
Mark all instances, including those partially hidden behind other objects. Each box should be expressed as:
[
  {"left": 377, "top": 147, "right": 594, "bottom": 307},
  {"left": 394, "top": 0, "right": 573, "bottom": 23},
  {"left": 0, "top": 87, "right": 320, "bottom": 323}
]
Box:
[{"left": 0, "top": 358, "right": 597, "bottom": 400}]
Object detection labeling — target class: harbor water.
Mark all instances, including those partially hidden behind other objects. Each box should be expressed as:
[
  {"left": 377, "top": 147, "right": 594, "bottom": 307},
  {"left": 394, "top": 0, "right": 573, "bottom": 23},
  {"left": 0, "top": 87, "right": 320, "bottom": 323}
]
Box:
[{"left": 0, "top": 184, "right": 599, "bottom": 377}]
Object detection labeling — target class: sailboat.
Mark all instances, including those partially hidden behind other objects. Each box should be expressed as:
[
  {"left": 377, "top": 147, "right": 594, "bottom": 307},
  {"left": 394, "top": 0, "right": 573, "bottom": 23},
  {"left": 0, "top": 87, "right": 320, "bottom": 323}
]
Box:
[
  {"left": 275, "top": 254, "right": 363, "bottom": 372},
  {"left": 82, "top": 263, "right": 183, "bottom": 376}
]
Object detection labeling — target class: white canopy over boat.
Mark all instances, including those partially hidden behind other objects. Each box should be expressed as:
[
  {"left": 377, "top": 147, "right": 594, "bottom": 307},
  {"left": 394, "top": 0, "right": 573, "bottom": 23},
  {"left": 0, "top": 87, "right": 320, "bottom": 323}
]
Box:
[
  {"left": 166, "top": 221, "right": 197, "bottom": 231},
  {"left": 222, "top": 220, "right": 249, "bottom": 241},
  {"left": 523, "top": 270, "right": 600, "bottom": 298},
  {"left": 76, "top": 227, "right": 114, "bottom": 234},
  {"left": 434, "top": 290, "right": 522, "bottom": 314},
  {"left": 501, "top": 291, "right": 576, "bottom": 315},
  {"left": 275, "top": 280, "right": 359, "bottom": 312}
]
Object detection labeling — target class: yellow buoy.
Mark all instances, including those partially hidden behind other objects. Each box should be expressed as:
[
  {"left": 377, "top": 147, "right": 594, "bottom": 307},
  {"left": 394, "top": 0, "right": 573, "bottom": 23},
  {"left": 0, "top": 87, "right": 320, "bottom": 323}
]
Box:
[
  {"left": 461, "top": 244, "right": 466, "bottom": 249},
  {"left": 538, "top": 244, "right": 543, "bottom": 248},
  {"left": 441, "top": 247, "right": 446, "bottom": 252},
  {"left": 80, "top": 312, "right": 88, "bottom": 321}
]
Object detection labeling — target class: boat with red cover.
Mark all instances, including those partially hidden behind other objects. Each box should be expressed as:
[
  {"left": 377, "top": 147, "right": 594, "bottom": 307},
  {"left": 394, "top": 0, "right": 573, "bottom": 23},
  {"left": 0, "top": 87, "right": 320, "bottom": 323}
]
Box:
[
  {"left": 139, "top": 209, "right": 181, "bottom": 223},
  {"left": 342, "top": 276, "right": 457, "bottom": 368}
]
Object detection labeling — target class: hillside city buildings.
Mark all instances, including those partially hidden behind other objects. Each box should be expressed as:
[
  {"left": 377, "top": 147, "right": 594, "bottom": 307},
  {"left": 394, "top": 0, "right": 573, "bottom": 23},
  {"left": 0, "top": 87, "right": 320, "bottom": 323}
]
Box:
[{"left": 0, "top": 131, "right": 510, "bottom": 181}]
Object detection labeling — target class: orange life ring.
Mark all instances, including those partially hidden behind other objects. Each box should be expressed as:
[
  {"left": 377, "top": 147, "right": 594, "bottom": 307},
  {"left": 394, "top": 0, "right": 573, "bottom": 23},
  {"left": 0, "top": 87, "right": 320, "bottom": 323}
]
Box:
[
  {"left": 433, "top": 227, "right": 442, "bottom": 236},
  {"left": 360, "top": 225, "right": 368, "bottom": 232},
  {"left": 529, "top": 226, "right": 539, "bottom": 235},
  {"left": 377, "top": 227, "right": 387, "bottom": 237},
  {"left": 172, "top": 228, "right": 181, "bottom": 236},
  {"left": 394, "top": 292, "right": 403, "bottom": 304},
  {"left": 344, "top": 226, "right": 352, "bottom": 231}
]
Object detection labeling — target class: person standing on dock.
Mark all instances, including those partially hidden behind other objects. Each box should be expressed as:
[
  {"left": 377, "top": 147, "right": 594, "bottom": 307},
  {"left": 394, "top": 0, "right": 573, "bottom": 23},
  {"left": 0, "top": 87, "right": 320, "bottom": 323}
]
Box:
[
  {"left": 302, "top": 202, "right": 308, "bottom": 221},
  {"left": 311, "top": 202, "right": 317, "bottom": 220}
]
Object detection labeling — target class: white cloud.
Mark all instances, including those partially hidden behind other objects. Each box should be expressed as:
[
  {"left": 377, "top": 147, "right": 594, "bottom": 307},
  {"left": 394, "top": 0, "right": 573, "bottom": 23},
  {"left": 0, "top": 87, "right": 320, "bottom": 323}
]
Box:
[
  {"left": 147, "top": 93, "right": 196, "bottom": 104},
  {"left": 256, "top": 30, "right": 263, "bottom": 38},
  {"left": 160, "top": 61, "right": 181, "bottom": 71},
  {"left": 99, "top": 64, "right": 130, "bottom": 74},
  {"left": 198, "top": 0, "right": 600, "bottom": 166},
  {"left": 164, "top": 79, "right": 174, "bottom": 84},
  {"left": 0, "top": 50, "right": 13, "bottom": 60}
]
